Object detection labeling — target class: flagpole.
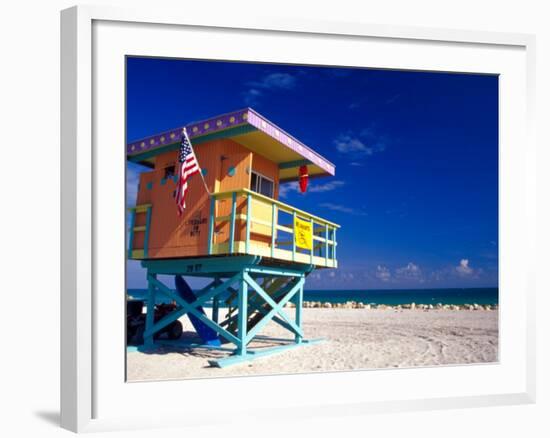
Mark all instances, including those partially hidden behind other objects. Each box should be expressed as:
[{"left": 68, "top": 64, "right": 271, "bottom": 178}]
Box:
[{"left": 184, "top": 127, "right": 211, "bottom": 196}]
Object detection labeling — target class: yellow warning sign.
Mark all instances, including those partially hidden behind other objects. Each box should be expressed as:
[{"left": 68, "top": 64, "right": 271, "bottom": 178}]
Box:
[{"left": 294, "top": 216, "right": 313, "bottom": 250}]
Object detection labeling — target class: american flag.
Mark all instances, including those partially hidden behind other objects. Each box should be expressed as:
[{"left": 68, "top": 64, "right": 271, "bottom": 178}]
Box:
[{"left": 175, "top": 128, "right": 200, "bottom": 215}]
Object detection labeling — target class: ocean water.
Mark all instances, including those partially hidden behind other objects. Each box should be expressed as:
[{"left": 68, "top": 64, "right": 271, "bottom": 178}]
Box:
[
  {"left": 303, "top": 288, "right": 498, "bottom": 306},
  {"left": 127, "top": 287, "right": 498, "bottom": 306}
]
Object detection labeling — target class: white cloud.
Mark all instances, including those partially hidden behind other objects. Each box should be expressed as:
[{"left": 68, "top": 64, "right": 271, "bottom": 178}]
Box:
[
  {"left": 278, "top": 182, "right": 300, "bottom": 198},
  {"left": 248, "top": 73, "right": 297, "bottom": 90},
  {"left": 309, "top": 272, "right": 321, "bottom": 281},
  {"left": 244, "top": 73, "right": 297, "bottom": 106},
  {"left": 333, "top": 129, "right": 387, "bottom": 157},
  {"left": 319, "top": 202, "right": 368, "bottom": 216},
  {"left": 395, "top": 262, "right": 424, "bottom": 282},
  {"left": 396, "top": 262, "right": 420, "bottom": 274},
  {"left": 429, "top": 259, "right": 485, "bottom": 283},
  {"left": 278, "top": 180, "right": 345, "bottom": 198},
  {"left": 376, "top": 265, "right": 391, "bottom": 282},
  {"left": 374, "top": 263, "right": 424, "bottom": 284},
  {"left": 334, "top": 135, "right": 373, "bottom": 155},
  {"left": 456, "top": 259, "right": 474, "bottom": 276},
  {"left": 243, "top": 88, "right": 262, "bottom": 106},
  {"left": 309, "top": 180, "right": 345, "bottom": 193}
]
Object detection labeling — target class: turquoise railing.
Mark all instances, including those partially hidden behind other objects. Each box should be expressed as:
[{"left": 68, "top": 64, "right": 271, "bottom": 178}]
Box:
[{"left": 207, "top": 189, "right": 339, "bottom": 266}]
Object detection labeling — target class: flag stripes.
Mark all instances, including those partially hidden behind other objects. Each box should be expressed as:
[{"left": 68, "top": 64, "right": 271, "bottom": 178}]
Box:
[{"left": 175, "top": 128, "right": 200, "bottom": 215}]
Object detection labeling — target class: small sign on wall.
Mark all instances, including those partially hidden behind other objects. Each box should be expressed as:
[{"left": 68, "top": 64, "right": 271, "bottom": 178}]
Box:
[
  {"left": 294, "top": 216, "right": 313, "bottom": 250},
  {"left": 185, "top": 210, "right": 207, "bottom": 237}
]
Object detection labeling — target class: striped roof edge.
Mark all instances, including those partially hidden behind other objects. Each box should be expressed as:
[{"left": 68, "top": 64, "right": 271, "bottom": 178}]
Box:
[{"left": 126, "top": 108, "right": 335, "bottom": 176}]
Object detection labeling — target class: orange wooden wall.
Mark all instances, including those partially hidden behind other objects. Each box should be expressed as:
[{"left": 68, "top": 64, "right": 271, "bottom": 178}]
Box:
[{"left": 133, "top": 138, "right": 281, "bottom": 259}]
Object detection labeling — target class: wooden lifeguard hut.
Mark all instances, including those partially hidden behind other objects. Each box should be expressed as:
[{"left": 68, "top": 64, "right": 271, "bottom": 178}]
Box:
[{"left": 127, "top": 108, "right": 339, "bottom": 367}]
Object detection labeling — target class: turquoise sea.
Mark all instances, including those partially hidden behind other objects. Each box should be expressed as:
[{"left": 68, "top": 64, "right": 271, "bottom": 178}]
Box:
[{"left": 127, "top": 287, "right": 498, "bottom": 306}]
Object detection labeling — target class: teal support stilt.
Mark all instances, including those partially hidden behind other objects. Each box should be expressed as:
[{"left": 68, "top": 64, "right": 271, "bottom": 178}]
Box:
[
  {"left": 212, "top": 296, "right": 219, "bottom": 324},
  {"left": 243, "top": 274, "right": 303, "bottom": 343},
  {"left": 212, "top": 277, "right": 220, "bottom": 323},
  {"left": 144, "top": 273, "right": 156, "bottom": 349},
  {"left": 237, "top": 275, "right": 248, "bottom": 356},
  {"left": 148, "top": 274, "right": 241, "bottom": 345},
  {"left": 246, "top": 299, "right": 300, "bottom": 336},
  {"left": 219, "top": 294, "right": 300, "bottom": 338},
  {"left": 131, "top": 255, "right": 322, "bottom": 368}
]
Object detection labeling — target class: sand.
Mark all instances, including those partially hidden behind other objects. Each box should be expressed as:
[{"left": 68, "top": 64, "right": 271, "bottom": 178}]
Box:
[{"left": 126, "top": 308, "right": 498, "bottom": 381}]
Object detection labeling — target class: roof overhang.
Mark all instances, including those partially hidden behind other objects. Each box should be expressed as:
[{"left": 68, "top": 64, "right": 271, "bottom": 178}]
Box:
[{"left": 127, "top": 108, "right": 335, "bottom": 180}]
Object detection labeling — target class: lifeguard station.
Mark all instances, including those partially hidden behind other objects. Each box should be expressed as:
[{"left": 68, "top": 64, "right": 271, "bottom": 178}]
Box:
[{"left": 127, "top": 108, "right": 339, "bottom": 367}]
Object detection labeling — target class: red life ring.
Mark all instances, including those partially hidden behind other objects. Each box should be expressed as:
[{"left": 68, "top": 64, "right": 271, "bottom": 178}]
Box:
[{"left": 299, "top": 165, "right": 308, "bottom": 193}]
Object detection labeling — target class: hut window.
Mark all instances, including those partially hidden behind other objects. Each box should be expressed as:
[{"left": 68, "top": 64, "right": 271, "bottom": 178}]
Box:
[
  {"left": 164, "top": 165, "right": 176, "bottom": 179},
  {"left": 250, "top": 171, "right": 274, "bottom": 198}
]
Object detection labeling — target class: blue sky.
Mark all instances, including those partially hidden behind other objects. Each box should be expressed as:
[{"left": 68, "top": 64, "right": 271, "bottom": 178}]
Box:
[{"left": 126, "top": 57, "right": 498, "bottom": 290}]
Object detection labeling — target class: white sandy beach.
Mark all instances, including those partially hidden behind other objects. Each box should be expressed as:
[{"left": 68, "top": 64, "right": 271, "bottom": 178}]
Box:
[{"left": 127, "top": 307, "right": 498, "bottom": 381}]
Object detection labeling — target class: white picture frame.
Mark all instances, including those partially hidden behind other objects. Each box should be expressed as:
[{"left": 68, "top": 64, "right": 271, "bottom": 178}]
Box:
[{"left": 60, "top": 5, "right": 536, "bottom": 433}]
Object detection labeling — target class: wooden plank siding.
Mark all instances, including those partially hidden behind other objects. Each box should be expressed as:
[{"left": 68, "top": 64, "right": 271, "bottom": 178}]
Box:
[{"left": 133, "top": 138, "right": 252, "bottom": 259}]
